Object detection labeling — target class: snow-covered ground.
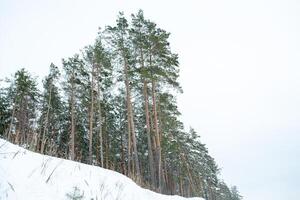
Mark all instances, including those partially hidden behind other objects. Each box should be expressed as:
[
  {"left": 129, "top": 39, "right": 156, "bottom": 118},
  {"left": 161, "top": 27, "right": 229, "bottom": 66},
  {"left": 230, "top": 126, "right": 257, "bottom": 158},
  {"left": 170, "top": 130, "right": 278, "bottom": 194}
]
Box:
[{"left": 0, "top": 139, "right": 204, "bottom": 200}]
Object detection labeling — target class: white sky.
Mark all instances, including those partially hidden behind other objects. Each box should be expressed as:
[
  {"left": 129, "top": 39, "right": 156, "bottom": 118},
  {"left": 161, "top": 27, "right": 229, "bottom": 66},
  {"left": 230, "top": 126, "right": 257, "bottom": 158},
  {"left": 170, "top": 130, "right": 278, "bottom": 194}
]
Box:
[{"left": 1, "top": 0, "right": 300, "bottom": 199}]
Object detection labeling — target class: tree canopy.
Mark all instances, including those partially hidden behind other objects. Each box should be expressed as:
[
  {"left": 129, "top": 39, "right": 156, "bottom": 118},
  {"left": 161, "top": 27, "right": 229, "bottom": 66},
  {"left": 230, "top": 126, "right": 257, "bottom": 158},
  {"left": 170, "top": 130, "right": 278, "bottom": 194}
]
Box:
[{"left": 0, "top": 10, "right": 242, "bottom": 200}]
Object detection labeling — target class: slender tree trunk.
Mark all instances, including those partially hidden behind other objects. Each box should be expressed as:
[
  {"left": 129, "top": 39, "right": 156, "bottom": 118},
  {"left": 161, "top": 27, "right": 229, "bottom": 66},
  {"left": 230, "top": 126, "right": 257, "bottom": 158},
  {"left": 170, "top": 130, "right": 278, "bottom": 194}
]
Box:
[
  {"left": 120, "top": 130, "right": 126, "bottom": 175},
  {"left": 127, "top": 105, "right": 132, "bottom": 176},
  {"left": 70, "top": 70, "right": 75, "bottom": 161},
  {"left": 197, "top": 175, "right": 204, "bottom": 197},
  {"left": 208, "top": 181, "right": 213, "bottom": 200},
  {"left": 151, "top": 79, "right": 162, "bottom": 191},
  {"left": 140, "top": 47, "right": 156, "bottom": 188},
  {"left": 29, "top": 131, "right": 38, "bottom": 151},
  {"left": 143, "top": 80, "right": 155, "bottom": 188},
  {"left": 15, "top": 98, "right": 24, "bottom": 145},
  {"left": 23, "top": 98, "right": 29, "bottom": 145},
  {"left": 105, "top": 129, "right": 109, "bottom": 168},
  {"left": 179, "top": 173, "right": 183, "bottom": 196},
  {"left": 123, "top": 55, "right": 141, "bottom": 181},
  {"left": 104, "top": 114, "right": 109, "bottom": 169},
  {"left": 162, "top": 153, "right": 168, "bottom": 193},
  {"left": 96, "top": 64, "right": 104, "bottom": 168},
  {"left": 203, "top": 180, "right": 209, "bottom": 200},
  {"left": 41, "top": 84, "right": 52, "bottom": 154},
  {"left": 89, "top": 64, "right": 95, "bottom": 164},
  {"left": 151, "top": 115, "right": 157, "bottom": 150},
  {"left": 7, "top": 102, "right": 15, "bottom": 142},
  {"left": 183, "top": 155, "right": 196, "bottom": 195},
  {"left": 129, "top": 100, "right": 140, "bottom": 180}
]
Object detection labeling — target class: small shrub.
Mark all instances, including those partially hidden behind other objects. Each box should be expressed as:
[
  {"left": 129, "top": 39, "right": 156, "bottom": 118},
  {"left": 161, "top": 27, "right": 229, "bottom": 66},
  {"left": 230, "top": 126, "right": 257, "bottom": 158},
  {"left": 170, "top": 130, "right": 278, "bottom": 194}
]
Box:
[{"left": 66, "top": 186, "right": 85, "bottom": 200}]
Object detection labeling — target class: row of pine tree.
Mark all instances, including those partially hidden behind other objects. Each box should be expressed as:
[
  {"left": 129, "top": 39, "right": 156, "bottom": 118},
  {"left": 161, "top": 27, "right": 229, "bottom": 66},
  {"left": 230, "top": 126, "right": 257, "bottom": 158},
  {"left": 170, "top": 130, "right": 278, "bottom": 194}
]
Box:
[{"left": 0, "top": 10, "right": 242, "bottom": 200}]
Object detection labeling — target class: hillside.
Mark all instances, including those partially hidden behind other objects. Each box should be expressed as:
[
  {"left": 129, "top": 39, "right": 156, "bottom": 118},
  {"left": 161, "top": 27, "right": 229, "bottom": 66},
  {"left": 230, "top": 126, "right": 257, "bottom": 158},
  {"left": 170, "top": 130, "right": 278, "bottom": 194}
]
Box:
[{"left": 0, "top": 138, "right": 203, "bottom": 200}]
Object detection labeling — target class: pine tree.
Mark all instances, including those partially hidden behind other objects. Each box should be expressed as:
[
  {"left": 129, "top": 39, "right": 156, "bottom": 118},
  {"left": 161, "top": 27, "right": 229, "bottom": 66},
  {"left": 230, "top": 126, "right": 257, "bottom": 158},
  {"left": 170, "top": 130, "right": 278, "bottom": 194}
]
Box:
[
  {"left": 92, "top": 35, "right": 113, "bottom": 167},
  {"left": 0, "top": 83, "right": 10, "bottom": 137},
  {"left": 216, "top": 181, "right": 232, "bottom": 200},
  {"left": 105, "top": 12, "right": 141, "bottom": 181},
  {"left": 62, "top": 55, "right": 86, "bottom": 161},
  {"left": 6, "top": 69, "right": 39, "bottom": 145},
  {"left": 84, "top": 46, "right": 96, "bottom": 164},
  {"left": 130, "top": 10, "right": 156, "bottom": 188},
  {"left": 230, "top": 186, "right": 243, "bottom": 200},
  {"left": 39, "top": 63, "right": 63, "bottom": 155},
  {"left": 146, "top": 18, "right": 181, "bottom": 192}
]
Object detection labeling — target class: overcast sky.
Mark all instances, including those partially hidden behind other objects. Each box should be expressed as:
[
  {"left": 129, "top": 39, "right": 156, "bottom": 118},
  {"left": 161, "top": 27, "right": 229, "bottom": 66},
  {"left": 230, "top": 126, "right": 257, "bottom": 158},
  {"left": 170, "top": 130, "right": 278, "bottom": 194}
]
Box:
[{"left": 1, "top": 0, "right": 300, "bottom": 199}]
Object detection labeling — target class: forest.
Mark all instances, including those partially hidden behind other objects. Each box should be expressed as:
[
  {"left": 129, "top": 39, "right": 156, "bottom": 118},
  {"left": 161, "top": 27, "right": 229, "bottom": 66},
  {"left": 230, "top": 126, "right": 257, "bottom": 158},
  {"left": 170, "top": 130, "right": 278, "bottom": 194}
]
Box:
[{"left": 0, "top": 10, "right": 242, "bottom": 200}]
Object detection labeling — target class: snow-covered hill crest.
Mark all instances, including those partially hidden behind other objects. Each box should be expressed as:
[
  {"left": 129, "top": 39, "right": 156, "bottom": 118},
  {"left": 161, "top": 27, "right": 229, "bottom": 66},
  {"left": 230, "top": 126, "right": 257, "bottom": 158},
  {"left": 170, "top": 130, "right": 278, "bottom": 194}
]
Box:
[{"left": 0, "top": 139, "right": 203, "bottom": 200}]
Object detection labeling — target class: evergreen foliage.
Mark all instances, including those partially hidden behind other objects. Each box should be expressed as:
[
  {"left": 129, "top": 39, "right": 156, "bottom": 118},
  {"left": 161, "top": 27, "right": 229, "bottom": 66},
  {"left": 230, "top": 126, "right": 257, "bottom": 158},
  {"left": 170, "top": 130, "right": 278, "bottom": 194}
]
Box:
[{"left": 0, "top": 10, "right": 242, "bottom": 200}]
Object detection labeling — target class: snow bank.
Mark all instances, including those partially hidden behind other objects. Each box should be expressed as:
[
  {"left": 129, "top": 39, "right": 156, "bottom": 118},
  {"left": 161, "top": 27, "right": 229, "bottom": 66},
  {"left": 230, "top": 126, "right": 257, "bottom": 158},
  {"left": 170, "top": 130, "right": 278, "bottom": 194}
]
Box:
[{"left": 0, "top": 139, "right": 203, "bottom": 200}]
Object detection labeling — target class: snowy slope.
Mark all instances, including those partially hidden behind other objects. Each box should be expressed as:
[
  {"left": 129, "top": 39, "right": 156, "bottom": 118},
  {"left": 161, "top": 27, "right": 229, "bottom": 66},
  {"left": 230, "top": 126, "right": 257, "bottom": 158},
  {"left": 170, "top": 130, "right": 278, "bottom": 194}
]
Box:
[{"left": 0, "top": 139, "right": 204, "bottom": 200}]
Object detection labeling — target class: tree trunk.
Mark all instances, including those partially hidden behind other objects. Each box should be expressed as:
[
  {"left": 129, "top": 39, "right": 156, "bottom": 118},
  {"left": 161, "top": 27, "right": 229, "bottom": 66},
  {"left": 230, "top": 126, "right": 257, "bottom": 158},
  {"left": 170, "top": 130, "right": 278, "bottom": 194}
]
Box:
[
  {"left": 140, "top": 46, "right": 155, "bottom": 188},
  {"left": 89, "top": 64, "right": 95, "bottom": 164},
  {"left": 127, "top": 107, "right": 132, "bottom": 176},
  {"left": 41, "top": 84, "right": 52, "bottom": 154},
  {"left": 70, "top": 70, "right": 75, "bottom": 160},
  {"left": 104, "top": 114, "right": 110, "bottom": 169},
  {"left": 123, "top": 54, "right": 141, "bottom": 181},
  {"left": 7, "top": 102, "right": 15, "bottom": 142},
  {"left": 162, "top": 153, "right": 168, "bottom": 193},
  {"left": 183, "top": 155, "right": 196, "bottom": 195},
  {"left": 197, "top": 176, "right": 205, "bottom": 197},
  {"left": 120, "top": 129, "right": 126, "bottom": 175},
  {"left": 143, "top": 80, "right": 155, "bottom": 188},
  {"left": 179, "top": 173, "right": 183, "bottom": 196},
  {"left": 15, "top": 98, "right": 24, "bottom": 145},
  {"left": 96, "top": 64, "right": 104, "bottom": 168},
  {"left": 151, "top": 79, "right": 162, "bottom": 191}
]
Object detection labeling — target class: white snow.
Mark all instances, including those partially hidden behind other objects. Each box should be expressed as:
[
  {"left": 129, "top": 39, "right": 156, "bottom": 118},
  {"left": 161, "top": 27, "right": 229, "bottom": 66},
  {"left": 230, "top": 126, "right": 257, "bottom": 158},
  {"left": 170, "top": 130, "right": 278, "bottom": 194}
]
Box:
[{"left": 0, "top": 139, "right": 204, "bottom": 200}]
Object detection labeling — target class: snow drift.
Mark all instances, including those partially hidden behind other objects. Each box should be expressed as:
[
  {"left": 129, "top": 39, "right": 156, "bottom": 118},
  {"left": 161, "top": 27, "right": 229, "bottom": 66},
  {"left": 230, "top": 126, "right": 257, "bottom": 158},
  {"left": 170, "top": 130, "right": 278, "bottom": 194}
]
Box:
[{"left": 0, "top": 139, "right": 203, "bottom": 200}]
